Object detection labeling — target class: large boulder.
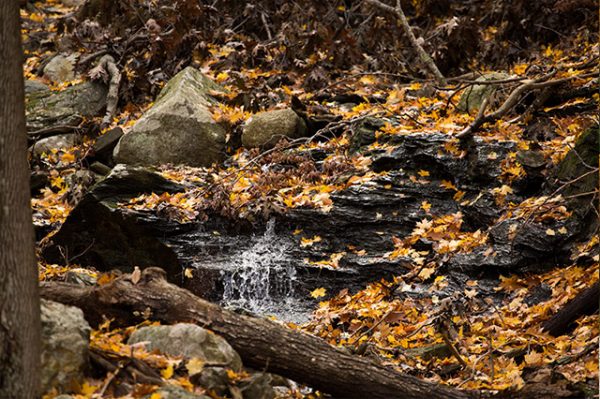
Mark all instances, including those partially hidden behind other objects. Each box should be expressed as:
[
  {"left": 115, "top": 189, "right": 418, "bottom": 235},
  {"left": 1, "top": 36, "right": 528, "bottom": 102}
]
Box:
[
  {"left": 242, "top": 108, "right": 307, "bottom": 149},
  {"left": 26, "top": 81, "right": 107, "bottom": 131},
  {"left": 41, "top": 300, "right": 91, "bottom": 394},
  {"left": 128, "top": 323, "right": 242, "bottom": 371},
  {"left": 114, "top": 67, "right": 227, "bottom": 167},
  {"left": 457, "top": 72, "right": 510, "bottom": 114}
]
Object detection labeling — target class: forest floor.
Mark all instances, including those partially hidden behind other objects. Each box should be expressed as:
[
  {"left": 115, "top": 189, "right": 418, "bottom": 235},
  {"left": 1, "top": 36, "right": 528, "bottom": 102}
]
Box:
[{"left": 21, "top": 0, "right": 598, "bottom": 398}]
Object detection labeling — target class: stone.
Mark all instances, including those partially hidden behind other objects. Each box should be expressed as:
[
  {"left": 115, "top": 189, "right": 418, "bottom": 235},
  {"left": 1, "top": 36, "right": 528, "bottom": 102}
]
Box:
[
  {"left": 190, "top": 367, "right": 230, "bottom": 396},
  {"left": 128, "top": 323, "right": 242, "bottom": 371},
  {"left": 90, "top": 127, "right": 123, "bottom": 165},
  {"left": 41, "top": 164, "right": 185, "bottom": 276},
  {"left": 24, "top": 79, "right": 51, "bottom": 95},
  {"left": 144, "top": 385, "right": 210, "bottom": 399},
  {"left": 31, "top": 133, "right": 77, "bottom": 157},
  {"left": 457, "top": 72, "right": 511, "bottom": 114},
  {"left": 41, "top": 300, "right": 91, "bottom": 394},
  {"left": 239, "top": 373, "right": 275, "bottom": 399},
  {"left": 114, "top": 67, "right": 227, "bottom": 167},
  {"left": 43, "top": 54, "right": 78, "bottom": 84},
  {"left": 26, "top": 81, "right": 107, "bottom": 131},
  {"left": 242, "top": 108, "right": 307, "bottom": 149},
  {"left": 64, "top": 268, "right": 98, "bottom": 286}
]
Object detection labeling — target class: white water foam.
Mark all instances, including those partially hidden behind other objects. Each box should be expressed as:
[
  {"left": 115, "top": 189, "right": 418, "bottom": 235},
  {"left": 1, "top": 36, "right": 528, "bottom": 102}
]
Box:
[{"left": 220, "top": 219, "right": 303, "bottom": 320}]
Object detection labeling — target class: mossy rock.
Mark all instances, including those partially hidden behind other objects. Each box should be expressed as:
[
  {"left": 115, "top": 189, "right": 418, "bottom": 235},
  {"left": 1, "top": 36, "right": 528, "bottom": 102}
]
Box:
[{"left": 457, "top": 72, "right": 510, "bottom": 114}]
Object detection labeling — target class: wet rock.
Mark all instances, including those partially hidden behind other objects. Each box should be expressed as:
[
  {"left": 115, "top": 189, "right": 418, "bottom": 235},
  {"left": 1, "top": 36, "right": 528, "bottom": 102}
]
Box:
[
  {"left": 114, "top": 67, "right": 227, "bottom": 167},
  {"left": 457, "top": 72, "right": 511, "bottom": 114},
  {"left": 31, "top": 133, "right": 77, "bottom": 157},
  {"left": 242, "top": 108, "right": 307, "bottom": 149},
  {"left": 42, "top": 165, "right": 185, "bottom": 277},
  {"left": 41, "top": 300, "right": 90, "bottom": 394},
  {"left": 43, "top": 54, "right": 77, "bottom": 83},
  {"left": 128, "top": 323, "right": 242, "bottom": 371},
  {"left": 26, "top": 81, "right": 107, "bottom": 132}
]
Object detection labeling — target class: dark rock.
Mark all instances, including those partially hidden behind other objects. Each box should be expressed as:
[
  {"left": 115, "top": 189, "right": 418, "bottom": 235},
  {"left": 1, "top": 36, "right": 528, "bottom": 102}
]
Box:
[
  {"left": 89, "top": 127, "right": 123, "bottom": 165},
  {"left": 524, "top": 283, "right": 553, "bottom": 306},
  {"left": 190, "top": 367, "right": 230, "bottom": 396},
  {"left": 239, "top": 373, "right": 275, "bottom": 399},
  {"left": 42, "top": 165, "right": 185, "bottom": 277},
  {"left": 31, "top": 170, "right": 49, "bottom": 195}
]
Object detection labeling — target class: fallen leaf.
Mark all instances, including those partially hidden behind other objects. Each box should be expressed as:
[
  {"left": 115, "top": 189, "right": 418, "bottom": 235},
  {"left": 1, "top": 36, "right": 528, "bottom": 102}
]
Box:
[{"left": 311, "top": 287, "right": 327, "bottom": 298}]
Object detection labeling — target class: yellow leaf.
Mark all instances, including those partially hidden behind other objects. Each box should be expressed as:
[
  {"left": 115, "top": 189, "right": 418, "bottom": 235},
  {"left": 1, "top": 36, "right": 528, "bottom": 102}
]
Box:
[
  {"left": 79, "top": 382, "right": 99, "bottom": 396},
  {"left": 310, "top": 287, "right": 327, "bottom": 298},
  {"left": 161, "top": 363, "right": 174, "bottom": 379},
  {"left": 440, "top": 180, "right": 457, "bottom": 191},
  {"left": 60, "top": 152, "right": 76, "bottom": 163},
  {"left": 301, "top": 235, "right": 322, "bottom": 248},
  {"left": 418, "top": 267, "right": 435, "bottom": 280},
  {"left": 184, "top": 268, "right": 194, "bottom": 278},
  {"left": 524, "top": 351, "right": 544, "bottom": 366},
  {"left": 558, "top": 227, "right": 567, "bottom": 234},
  {"left": 418, "top": 169, "right": 430, "bottom": 177},
  {"left": 421, "top": 201, "right": 431, "bottom": 211},
  {"left": 150, "top": 393, "right": 163, "bottom": 399},
  {"left": 186, "top": 358, "right": 205, "bottom": 375},
  {"left": 546, "top": 229, "right": 556, "bottom": 236}
]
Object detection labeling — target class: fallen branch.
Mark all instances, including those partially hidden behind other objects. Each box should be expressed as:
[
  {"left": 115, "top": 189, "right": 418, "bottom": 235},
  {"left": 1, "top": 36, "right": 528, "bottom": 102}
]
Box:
[
  {"left": 542, "top": 280, "right": 599, "bottom": 337},
  {"left": 456, "top": 70, "right": 597, "bottom": 139},
  {"left": 89, "top": 55, "right": 121, "bottom": 128},
  {"left": 366, "top": 0, "right": 445, "bottom": 84},
  {"left": 41, "top": 267, "right": 474, "bottom": 399}
]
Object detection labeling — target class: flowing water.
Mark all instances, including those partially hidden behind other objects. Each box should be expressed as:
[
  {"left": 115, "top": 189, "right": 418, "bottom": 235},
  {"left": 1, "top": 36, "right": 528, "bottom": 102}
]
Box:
[{"left": 218, "top": 219, "right": 309, "bottom": 322}]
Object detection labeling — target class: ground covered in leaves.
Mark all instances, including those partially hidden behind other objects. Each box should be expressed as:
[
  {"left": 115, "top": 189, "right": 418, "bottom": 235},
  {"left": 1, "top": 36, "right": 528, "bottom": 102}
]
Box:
[{"left": 22, "top": 0, "right": 598, "bottom": 398}]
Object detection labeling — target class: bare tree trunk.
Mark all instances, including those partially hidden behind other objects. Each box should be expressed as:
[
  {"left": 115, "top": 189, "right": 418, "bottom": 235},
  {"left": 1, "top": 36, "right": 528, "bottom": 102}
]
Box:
[
  {"left": 41, "top": 268, "right": 475, "bottom": 399},
  {"left": 0, "top": 2, "right": 41, "bottom": 398}
]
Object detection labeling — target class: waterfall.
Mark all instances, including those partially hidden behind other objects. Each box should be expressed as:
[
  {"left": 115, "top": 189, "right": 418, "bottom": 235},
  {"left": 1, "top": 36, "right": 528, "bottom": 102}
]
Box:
[{"left": 220, "top": 219, "right": 301, "bottom": 320}]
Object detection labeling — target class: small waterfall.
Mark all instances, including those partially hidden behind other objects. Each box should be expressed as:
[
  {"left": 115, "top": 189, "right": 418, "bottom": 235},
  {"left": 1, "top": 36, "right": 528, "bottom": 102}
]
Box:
[{"left": 220, "top": 219, "right": 301, "bottom": 320}]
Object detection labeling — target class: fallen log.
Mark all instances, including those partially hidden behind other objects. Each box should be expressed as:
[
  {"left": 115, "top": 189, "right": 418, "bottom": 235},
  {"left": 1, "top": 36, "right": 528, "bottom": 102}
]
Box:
[
  {"left": 41, "top": 267, "right": 474, "bottom": 399},
  {"left": 542, "top": 280, "right": 599, "bottom": 337}
]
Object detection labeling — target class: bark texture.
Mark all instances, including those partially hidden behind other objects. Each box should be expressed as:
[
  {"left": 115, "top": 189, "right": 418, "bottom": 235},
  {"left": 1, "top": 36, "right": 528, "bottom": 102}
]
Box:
[
  {"left": 0, "top": 2, "right": 41, "bottom": 398},
  {"left": 41, "top": 267, "right": 475, "bottom": 399}
]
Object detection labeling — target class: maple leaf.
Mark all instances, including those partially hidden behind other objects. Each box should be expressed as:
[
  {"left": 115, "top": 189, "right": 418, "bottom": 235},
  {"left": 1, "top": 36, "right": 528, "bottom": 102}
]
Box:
[{"left": 311, "top": 287, "right": 327, "bottom": 298}]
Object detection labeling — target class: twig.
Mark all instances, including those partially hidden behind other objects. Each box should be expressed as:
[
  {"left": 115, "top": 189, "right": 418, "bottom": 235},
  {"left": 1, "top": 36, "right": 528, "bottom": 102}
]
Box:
[
  {"left": 350, "top": 307, "right": 395, "bottom": 344},
  {"left": 365, "top": 0, "right": 445, "bottom": 84}
]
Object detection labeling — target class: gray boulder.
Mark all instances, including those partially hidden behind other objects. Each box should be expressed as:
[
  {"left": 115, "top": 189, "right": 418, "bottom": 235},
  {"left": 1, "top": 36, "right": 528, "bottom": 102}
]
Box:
[
  {"left": 24, "top": 79, "right": 51, "bottom": 95},
  {"left": 457, "top": 72, "right": 510, "bottom": 114},
  {"left": 128, "top": 323, "right": 242, "bottom": 371},
  {"left": 26, "top": 81, "right": 107, "bottom": 131},
  {"left": 31, "top": 133, "right": 77, "bottom": 157},
  {"left": 114, "top": 67, "right": 227, "bottom": 167},
  {"left": 41, "top": 300, "right": 91, "bottom": 394},
  {"left": 242, "top": 108, "right": 307, "bottom": 149},
  {"left": 43, "top": 54, "right": 77, "bottom": 84}
]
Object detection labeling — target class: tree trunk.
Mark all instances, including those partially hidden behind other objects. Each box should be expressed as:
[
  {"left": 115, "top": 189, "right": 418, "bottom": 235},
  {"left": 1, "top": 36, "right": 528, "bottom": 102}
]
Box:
[
  {"left": 0, "top": 2, "right": 41, "bottom": 398},
  {"left": 41, "top": 267, "right": 475, "bottom": 399}
]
